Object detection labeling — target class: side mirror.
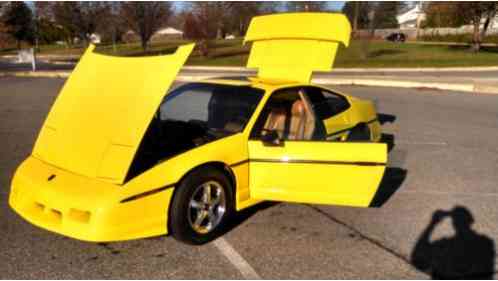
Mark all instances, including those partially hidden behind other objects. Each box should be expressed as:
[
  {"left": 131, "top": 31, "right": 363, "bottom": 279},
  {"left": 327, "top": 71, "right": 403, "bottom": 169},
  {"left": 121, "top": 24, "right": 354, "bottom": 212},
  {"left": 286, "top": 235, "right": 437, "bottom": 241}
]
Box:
[{"left": 261, "top": 130, "right": 283, "bottom": 146}]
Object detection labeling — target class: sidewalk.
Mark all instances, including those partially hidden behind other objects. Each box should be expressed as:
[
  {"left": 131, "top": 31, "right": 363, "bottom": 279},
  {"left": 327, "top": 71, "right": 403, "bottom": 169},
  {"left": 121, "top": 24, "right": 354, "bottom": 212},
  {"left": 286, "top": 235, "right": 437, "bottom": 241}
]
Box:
[
  {"left": 2, "top": 68, "right": 498, "bottom": 95},
  {"left": 176, "top": 72, "right": 498, "bottom": 94},
  {"left": 2, "top": 56, "right": 498, "bottom": 94}
]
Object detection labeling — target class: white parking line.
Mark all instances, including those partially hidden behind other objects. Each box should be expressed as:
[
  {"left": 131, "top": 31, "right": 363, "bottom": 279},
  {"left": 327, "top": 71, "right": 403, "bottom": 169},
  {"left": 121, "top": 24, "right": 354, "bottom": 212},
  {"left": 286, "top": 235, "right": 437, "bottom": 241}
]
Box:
[{"left": 213, "top": 237, "right": 261, "bottom": 280}]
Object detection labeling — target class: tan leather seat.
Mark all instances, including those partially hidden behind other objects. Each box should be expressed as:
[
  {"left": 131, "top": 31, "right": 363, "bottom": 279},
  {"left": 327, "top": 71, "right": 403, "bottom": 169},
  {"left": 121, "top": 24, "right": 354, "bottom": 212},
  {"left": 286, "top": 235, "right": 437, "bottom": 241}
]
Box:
[
  {"left": 263, "top": 107, "right": 286, "bottom": 139},
  {"left": 289, "top": 99, "right": 315, "bottom": 140}
]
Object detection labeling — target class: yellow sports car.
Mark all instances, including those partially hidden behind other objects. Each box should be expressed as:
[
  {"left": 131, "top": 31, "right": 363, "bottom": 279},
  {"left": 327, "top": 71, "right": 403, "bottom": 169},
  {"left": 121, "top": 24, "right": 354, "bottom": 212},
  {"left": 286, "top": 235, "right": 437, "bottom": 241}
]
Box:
[{"left": 9, "top": 13, "right": 387, "bottom": 244}]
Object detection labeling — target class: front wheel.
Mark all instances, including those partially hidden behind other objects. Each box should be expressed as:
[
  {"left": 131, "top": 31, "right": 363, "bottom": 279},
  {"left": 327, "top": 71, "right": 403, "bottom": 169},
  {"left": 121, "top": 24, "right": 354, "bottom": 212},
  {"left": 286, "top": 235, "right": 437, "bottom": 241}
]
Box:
[{"left": 169, "top": 167, "right": 234, "bottom": 245}]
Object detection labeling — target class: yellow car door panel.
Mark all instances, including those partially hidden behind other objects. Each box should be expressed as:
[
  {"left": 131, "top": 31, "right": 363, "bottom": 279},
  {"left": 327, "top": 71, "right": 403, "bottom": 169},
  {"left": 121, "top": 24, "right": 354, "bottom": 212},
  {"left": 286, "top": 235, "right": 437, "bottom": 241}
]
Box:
[{"left": 248, "top": 140, "right": 387, "bottom": 207}]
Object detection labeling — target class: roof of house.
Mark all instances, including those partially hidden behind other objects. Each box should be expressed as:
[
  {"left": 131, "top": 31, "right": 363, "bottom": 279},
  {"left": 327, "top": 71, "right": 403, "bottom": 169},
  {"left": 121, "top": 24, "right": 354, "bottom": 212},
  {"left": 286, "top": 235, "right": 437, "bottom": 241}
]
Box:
[
  {"left": 155, "top": 27, "right": 183, "bottom": 35},
  {"left": 397, "top": 4, "right": 425, "bottom": 25}
]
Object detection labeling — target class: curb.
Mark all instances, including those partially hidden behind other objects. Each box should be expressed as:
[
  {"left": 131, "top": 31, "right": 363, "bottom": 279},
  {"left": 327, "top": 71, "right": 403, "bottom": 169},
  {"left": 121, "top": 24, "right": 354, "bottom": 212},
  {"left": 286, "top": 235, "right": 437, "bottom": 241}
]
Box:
[
  {"left": 174, "top": 75, "right": 498, "bottom": 94},
  {"left": 182, "top": 65, "right": 498, "bottom": 73},
  {"left": 2, "top": 71, "right": 498, "bottom": 95},
  {"left": 3, "top": 57, "right": 498, "bottom": 72},
  {"left": 0, "top": 71, "right": 70, "bottom": 78}
]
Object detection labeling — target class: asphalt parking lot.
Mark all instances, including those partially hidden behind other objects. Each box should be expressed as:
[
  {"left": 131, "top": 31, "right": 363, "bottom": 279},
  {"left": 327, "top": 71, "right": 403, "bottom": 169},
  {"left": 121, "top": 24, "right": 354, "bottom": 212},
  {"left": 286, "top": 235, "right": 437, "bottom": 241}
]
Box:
[{"left": 1, "top": 76, "right": 498, "bottom": 279}]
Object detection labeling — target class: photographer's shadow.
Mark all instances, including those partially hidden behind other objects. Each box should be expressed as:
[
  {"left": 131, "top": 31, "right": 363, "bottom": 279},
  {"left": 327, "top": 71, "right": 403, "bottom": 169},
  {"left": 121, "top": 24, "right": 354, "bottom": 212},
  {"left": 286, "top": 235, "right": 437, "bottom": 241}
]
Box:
[{"left": 411, "top": 206, "right": 495, "bottom": 279}]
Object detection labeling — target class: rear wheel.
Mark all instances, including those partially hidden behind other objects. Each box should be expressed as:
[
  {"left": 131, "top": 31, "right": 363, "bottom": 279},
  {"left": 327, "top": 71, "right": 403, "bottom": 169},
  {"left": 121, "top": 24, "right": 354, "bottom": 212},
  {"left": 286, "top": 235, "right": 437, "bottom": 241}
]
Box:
[{"left": 169, "top": 167, "right": 234, "bottom": 245}]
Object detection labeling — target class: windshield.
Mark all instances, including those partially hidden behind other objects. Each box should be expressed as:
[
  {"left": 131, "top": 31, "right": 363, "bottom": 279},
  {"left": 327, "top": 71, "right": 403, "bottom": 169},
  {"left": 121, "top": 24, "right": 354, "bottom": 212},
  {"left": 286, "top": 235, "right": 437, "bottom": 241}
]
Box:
[
  {"left": 159, "top": 83, "right": 264, "bottom": 135},
  {"left": 127, "top": 82, "right": 264, "bottom": 180}
]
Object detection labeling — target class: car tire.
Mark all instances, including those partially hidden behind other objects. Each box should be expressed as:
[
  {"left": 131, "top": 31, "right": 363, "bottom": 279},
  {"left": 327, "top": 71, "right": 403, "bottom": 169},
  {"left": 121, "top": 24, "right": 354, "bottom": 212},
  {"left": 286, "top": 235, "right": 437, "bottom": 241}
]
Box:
[
  {"left": 169, "top": 166, "right": 234, "bottom": 245},
  {"left": 346, "top": 123, "right": 371, "bottom": 142}
]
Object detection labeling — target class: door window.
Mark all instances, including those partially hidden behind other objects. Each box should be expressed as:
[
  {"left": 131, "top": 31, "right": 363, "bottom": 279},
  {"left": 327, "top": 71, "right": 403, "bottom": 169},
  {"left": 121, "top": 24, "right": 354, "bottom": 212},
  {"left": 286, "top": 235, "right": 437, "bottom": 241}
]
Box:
[
  {"left": 304, "top": 87, "right": 350, "bottom": 121},
  {"left": 250, "top": 87, "right": 326, "bottom": 140}
]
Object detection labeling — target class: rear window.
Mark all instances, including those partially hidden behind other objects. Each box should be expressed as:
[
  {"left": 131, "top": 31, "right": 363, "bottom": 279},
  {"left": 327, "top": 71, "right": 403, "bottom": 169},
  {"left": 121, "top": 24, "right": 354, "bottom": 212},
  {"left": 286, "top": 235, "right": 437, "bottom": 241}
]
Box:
[{"left": 305, "top": 87, "right": 350, "bottom": 120}]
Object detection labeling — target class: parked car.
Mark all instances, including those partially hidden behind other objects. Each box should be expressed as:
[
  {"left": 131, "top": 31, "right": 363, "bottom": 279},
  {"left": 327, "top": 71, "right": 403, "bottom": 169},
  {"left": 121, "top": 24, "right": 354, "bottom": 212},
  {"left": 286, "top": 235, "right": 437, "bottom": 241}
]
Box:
[
  {"left": 386, "top": 32, "right": 406, "bottom": 42},
  {"left": 9, "top": 13, "right": 387, "bottom": 245}
]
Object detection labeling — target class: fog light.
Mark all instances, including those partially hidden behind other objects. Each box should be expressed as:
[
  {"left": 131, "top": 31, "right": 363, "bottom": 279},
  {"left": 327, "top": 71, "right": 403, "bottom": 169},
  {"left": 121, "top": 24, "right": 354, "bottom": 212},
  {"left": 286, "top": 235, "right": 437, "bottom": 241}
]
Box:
[
  {"left": 69, "top": 208, "right": 91, "bottom": 223},
  {"left": 48, "top": 209, "right": 62, "bottom": 223},
  {"left": 34, "top": 202, "right": 45, "bottom": 212}
]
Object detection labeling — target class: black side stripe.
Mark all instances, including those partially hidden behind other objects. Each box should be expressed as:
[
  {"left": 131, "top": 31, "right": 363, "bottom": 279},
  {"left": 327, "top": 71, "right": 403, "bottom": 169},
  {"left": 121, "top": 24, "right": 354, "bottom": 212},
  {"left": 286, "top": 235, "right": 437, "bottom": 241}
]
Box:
[
  {"left": 229, "top": 159, "right": 250, "bottom": 168},
  {"left": 250, "top": 158, "right": 385, "bottom": 166},
  {"left": 366, "top": 118, "right": 378, "bottom": 124},
  {"left": 120, "top": 183, "right": 176, "bottom": 203},
  {"left": 122, "top": 155, "right": 384, "bottom": 203},
  {"left": 230, "top": 158, "right": 385, "bottom": 167},
  {"left": 327, "top": 126, "right": 353, "bottom": 138}
]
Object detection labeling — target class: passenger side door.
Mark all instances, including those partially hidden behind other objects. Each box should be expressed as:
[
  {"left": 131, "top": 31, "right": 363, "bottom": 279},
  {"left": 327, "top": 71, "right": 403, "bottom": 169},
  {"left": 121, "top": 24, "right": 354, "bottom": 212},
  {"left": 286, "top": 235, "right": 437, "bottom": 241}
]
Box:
[{"left": 247, "top": 87, "right": 387, "bottom": 207}]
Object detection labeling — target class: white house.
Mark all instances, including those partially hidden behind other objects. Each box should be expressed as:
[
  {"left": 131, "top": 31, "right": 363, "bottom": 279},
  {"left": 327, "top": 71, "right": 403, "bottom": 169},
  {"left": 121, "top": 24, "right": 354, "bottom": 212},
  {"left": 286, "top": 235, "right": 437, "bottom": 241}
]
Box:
[
  {"left": 153, "top": 27, "right": 183, "bottom": 38},
  {"left": 398, "top": 3, "right": 498, "bottom": 31},
  {"left": 397, "top": 3, "right": 426, "bottom": 29},
  {"left": 89, "top": 33, "right": 101, "bottom": 44}
]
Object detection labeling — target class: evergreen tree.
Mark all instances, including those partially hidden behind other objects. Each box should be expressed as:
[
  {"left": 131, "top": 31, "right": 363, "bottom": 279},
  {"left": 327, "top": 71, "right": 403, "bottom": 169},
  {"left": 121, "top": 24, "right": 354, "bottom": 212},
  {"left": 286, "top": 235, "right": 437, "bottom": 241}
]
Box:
[{"left": 3, "top": 2, "right": 34, "bottom": 49}]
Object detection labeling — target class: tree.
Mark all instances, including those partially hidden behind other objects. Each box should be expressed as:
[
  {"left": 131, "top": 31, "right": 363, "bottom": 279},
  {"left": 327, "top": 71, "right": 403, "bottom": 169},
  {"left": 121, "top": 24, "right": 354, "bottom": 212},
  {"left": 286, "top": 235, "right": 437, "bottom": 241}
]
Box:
[
  {"left": 185, "top": 2, "right": 232, "bottom": 57},
  {"left": 51, "top": 2, "right": 78, "bottom": 46},
  {"left": 192, "top": 2, "right": 232, "bottom": 40},
  {"left": 182, "top": 2, "right": 281, "bottom": 57},
  {"left": 34, "top": 2, "right": 54, "bottom": 21},
  {"left": 228, "top": 2, "right": 261, "bottom": 36},
  {"left": 3, "top": 2, "right": 34, "bottom": 49},
  {"left": 0, "top": 2, "right": 9, "bottom": 16},
  {"left": 52, "top": 2, "right": 108, "bottom": 46},
  {"left": 183, "top": 12, "right": 203, "bottom": 40},
  {"left": 73, "top": 2, "right": 108, "bottom": 45},
  {"left": 373, "top": 1, "right": 404, "bottom": 29},
  {"left": 97, "top": 2, "right": 126, "bottom": 47},
  {"left": 0, "top": 2, "right": 12, "bottom": 48},
  {"left": 285, "top": 1, "right": 328, "bottom": 12},
  {"left": 456, "top": 2, "right": 498, "bottom": 52},
  {"left": 423, "top": 2, "right": 464, "bottom": 28},
  {"left": 121, "top": 2, "right": 172, "bottom": 51},
  {"left": 343, "top": 2, "right": 402, "bottom": 31},
  {"left": 342, "top": 2, "right": 372, "bottom": 31}
]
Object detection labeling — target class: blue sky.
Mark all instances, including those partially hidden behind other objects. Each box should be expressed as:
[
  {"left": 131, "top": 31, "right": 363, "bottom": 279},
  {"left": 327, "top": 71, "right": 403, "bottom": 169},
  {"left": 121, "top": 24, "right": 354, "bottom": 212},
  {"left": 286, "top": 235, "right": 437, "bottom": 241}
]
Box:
[{"left": 26, "top": 1, "right": 346, "bottom": 13}]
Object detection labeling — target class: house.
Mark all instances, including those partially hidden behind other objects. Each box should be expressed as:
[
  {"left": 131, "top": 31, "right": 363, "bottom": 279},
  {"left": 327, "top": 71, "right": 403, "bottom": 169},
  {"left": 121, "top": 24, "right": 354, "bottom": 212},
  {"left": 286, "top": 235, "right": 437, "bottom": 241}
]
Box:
[
  {"left": 90, "top": 33, "right": 101, "bottom": 44},
  {"left": 398, "top": 3, "right": 498, "bottom": 31},
  {"left": 397, "top": 3, "right": 426, "bottom": 29},
  {"left": 151, "top": 27, "right": 184, "bottom": 41}
]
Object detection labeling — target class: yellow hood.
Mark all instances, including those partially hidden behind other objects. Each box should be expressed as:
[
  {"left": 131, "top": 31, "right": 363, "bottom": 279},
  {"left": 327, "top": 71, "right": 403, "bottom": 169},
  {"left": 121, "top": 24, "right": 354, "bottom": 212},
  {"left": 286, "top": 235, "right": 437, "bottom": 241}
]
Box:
[
  {"left": 244, "top": 13, "right": 351, "bottom": 83},
  {"left": 32, "top": 43, "right": 195, "bottom": 184}
]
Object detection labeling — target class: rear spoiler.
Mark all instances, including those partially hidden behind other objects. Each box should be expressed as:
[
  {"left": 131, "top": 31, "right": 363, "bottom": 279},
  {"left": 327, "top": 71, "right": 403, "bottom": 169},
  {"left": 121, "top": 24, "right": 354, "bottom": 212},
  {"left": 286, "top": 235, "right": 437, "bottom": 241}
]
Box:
[{"left": 244, "top": 13, "right": 351, "bottom": 83}]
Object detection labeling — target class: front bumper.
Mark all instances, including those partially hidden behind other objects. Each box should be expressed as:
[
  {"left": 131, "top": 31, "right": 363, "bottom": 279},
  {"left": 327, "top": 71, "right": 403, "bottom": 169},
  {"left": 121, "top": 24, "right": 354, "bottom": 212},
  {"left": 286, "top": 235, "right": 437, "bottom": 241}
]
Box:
[{"left": 9, "top": 156, "right": 174, "bottom": 242}]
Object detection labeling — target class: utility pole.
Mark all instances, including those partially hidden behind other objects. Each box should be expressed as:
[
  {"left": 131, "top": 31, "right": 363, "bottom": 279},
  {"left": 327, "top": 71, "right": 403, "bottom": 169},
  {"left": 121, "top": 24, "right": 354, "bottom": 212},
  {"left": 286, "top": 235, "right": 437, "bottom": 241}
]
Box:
[
  {"left": 368, "top": 9, "right": 376, "bottom": 38},
  {"left": 353, "top": 2, "right": 359, "bottom": 32},
  {"left": 32, "top": 4, "right": 38, "bottom": 72}
]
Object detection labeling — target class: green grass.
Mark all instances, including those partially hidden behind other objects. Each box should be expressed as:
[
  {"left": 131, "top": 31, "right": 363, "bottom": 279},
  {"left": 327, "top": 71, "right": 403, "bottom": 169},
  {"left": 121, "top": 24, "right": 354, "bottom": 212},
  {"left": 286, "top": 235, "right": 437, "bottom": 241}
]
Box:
[
  {"left": 2, "top": 38, "right": 498, "bottom": 68},
  {"left": 335, "top": 41, "right": 498, "bottom": 68}
]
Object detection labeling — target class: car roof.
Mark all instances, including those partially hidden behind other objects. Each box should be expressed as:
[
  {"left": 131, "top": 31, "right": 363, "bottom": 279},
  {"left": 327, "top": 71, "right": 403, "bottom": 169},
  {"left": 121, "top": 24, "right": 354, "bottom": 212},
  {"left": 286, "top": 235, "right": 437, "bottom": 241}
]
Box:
[
  {"left": 201, "top": 76, "right": 305, "bottom": 91},
  {"left": 189, "top": 76, "right": 353, "bottom": 100}
]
